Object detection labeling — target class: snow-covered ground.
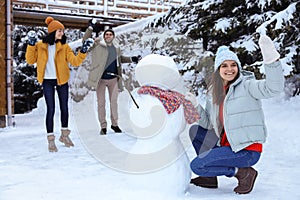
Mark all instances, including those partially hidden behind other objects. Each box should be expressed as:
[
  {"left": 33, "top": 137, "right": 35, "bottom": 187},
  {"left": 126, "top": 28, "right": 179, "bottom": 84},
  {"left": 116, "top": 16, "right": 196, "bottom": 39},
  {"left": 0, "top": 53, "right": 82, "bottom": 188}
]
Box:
[{"left": 0, "top": 90, "right": 300, "bottom": 200}]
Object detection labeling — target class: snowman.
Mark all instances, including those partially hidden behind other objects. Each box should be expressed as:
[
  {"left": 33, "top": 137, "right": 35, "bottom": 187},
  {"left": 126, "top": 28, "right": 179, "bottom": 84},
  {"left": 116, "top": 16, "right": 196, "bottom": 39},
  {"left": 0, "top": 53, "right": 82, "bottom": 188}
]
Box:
[{"left": 122, "top": 54, "right": 200, "bottom": 195}]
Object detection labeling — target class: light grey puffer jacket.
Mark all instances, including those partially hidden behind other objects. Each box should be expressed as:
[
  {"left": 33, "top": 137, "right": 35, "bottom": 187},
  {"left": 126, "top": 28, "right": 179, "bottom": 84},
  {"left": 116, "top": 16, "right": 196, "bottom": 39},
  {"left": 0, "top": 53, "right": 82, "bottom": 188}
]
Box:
[{"left": 197, "top": 61, "right": 284, "bottom": 152}]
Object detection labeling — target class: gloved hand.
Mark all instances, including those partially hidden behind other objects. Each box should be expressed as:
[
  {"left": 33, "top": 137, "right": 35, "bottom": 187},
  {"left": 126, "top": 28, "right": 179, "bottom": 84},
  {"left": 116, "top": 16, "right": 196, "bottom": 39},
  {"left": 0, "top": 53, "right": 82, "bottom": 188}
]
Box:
[
  {"left": 131, "top": 55, "right": 142, "bottom": 64},
  {"left": 27, "top": 30, "right": 37, "bottom": 46},
  {"left": 80, "top": 38, "right": 94, "bottom": 53},
  {"left": 259, "top": 35, "right": 280, "bottom": 64},
  {"left": 185, "top": 92, "right": 198, "bottom": 107},
  {"left": 88, "top": 18, "right": 101, "bottom": 34}
]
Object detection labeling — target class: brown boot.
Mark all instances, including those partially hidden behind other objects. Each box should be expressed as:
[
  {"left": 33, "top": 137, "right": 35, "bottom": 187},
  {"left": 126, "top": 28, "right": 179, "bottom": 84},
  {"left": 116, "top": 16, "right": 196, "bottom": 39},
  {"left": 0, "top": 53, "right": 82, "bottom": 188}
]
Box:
[
  {"left": 59, "top": 129, "right": 74, "bottom": 147},
  {"left": 47, "top": 134, "right": 58, "bottom": 152},
  {"left": 190, "top": 176, "right": 218, "bottom": 188},
  {"left": 234, "top": 167, "right": 258, "bottom": 194}
]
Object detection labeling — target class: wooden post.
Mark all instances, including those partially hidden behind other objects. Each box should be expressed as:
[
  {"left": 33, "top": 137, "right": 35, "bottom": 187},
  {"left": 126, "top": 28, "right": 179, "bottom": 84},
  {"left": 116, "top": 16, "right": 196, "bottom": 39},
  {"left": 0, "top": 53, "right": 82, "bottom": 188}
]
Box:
[
  {"left": 0, "top": 1, "right": 7, "bottom": 127},
  {"left": 0, "top": 0, "right": 13, "bottom": 128}
]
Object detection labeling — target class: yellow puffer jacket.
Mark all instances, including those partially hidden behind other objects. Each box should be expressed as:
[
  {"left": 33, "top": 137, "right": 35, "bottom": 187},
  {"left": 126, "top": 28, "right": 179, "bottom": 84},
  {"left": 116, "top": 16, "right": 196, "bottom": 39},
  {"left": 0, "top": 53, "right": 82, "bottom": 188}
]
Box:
[{"left": 25, "top": 41, "right": 87, "bottom": 85}]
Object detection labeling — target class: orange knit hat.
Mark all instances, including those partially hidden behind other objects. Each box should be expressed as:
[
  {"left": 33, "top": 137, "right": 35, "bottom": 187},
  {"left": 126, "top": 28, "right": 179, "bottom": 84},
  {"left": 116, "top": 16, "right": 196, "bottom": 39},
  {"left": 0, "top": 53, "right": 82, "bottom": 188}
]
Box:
[{"left": 45, "top": 16, "right": 65, "bottom": 33}]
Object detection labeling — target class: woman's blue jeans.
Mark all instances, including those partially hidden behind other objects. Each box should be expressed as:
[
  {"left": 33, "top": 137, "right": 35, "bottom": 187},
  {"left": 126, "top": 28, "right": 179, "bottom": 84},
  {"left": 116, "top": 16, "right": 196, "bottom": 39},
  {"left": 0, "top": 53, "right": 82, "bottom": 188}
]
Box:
[
  {"left": 42, "top": 79, "right": 69, "bottom": 133},
  {"left": 189, "top": 125, "right": 261, "bottom": 177}
]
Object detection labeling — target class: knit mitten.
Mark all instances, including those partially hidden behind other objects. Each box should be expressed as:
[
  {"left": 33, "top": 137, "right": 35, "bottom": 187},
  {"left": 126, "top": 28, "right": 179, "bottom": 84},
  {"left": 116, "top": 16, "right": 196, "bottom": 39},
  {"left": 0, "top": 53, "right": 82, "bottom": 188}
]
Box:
[
  {"left": 80, "top": 38, "right": 94, "bottom": 53},
  {"left": 258, "top": 35, "right": 280, "bottom": 64},
  {"left": 27, "top": 30, "right": 37, "bottom": 46}
]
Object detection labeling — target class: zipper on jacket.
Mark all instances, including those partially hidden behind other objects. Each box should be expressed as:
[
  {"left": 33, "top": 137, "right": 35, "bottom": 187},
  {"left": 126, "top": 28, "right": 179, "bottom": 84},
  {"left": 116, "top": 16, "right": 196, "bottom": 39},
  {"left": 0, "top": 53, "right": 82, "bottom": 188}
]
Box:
[{"left": 222, "top": 85, "right": 233, "bottom": 146}]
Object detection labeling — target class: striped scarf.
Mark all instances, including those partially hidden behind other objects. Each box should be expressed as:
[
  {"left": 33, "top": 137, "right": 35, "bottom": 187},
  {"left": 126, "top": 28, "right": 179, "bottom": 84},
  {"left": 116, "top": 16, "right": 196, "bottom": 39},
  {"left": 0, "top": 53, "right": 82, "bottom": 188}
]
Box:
[{"left": 137, "top": 86, "right": 200, "bottom": 124}]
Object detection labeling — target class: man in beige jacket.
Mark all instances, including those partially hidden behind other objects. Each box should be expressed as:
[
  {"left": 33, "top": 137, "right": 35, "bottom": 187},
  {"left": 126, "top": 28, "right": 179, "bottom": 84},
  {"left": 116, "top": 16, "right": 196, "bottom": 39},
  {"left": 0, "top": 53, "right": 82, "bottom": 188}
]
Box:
[{"left": 83, "top": 24, "right": 140, "bottom": 135}]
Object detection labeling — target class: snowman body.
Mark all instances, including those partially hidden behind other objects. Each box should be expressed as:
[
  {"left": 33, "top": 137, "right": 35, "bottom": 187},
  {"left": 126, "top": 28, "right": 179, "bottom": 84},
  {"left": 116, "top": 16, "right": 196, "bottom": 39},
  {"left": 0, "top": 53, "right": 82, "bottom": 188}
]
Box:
[{"left": 126, "top": 92, "right": 191, "bottom": 195}]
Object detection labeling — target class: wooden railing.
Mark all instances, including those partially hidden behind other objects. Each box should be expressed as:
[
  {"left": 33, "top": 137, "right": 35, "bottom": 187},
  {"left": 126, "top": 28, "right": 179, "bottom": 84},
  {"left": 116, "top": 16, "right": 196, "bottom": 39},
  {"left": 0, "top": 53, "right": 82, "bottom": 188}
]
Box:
[{"left": 12, "top": 0, "right": 184, "bottom": 19}]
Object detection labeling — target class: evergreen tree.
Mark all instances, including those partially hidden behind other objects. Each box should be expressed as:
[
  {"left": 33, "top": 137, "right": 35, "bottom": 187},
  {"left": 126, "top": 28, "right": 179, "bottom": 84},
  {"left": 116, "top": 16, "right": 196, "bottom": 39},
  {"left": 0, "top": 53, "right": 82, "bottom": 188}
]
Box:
[
  {"left": 13, "top": 26, "right": 45, "bottom": 114},
  {"left": 156, "top": 0, "right": 300, "bottom": 96}
]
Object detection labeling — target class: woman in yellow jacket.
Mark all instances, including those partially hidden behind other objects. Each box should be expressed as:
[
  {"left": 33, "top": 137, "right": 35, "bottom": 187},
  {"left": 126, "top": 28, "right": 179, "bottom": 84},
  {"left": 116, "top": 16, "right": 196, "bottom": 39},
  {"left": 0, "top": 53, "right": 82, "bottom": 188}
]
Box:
[{"left": 26, "top": 16, "right": 93, "bottom": 152}]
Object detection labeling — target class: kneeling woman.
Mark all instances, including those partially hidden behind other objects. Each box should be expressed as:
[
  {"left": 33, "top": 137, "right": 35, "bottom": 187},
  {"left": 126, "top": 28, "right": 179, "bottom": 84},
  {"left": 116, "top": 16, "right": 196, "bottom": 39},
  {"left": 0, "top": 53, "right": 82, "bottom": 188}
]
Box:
[{"left": 186, "top": 34, "right": 284, "bottom": 194}]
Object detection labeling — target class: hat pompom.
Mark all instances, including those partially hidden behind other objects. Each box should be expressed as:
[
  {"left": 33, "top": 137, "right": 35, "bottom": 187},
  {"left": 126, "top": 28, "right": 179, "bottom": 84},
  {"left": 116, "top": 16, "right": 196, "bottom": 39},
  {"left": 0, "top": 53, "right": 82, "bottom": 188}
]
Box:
[
  {"left": 216, "top": 46, "right": 230, "bottom": 55},
  {"left": 45, "top": 17, "right": 54, "bottom": 25}
]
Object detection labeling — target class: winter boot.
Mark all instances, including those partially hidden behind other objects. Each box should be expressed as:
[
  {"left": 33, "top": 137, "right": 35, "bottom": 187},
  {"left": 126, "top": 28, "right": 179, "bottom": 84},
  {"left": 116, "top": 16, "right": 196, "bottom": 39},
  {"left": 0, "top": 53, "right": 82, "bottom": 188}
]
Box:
[
  {"left": 47, "top": 134, "right": 58, "bottom": 152},
  {"left": 59, "top": 129, "right": 74, "bottom": 147},
  {"left": 190, "top": 176, "right": 218, "bottom": 188},
  {"left": 234, "top": 167, "right": 258, "bottom": 194}
]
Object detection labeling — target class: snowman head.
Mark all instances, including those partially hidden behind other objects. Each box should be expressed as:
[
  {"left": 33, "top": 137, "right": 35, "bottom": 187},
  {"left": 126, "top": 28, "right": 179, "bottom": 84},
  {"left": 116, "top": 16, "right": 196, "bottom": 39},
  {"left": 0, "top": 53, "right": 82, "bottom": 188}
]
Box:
[{"left": 135, "top": 54, "right": 182, "bottom": 90}]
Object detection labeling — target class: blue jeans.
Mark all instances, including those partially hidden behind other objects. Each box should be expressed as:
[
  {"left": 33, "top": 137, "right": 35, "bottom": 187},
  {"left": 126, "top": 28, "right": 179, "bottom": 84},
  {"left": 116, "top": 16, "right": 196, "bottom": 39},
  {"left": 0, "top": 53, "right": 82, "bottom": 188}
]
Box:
[
  {"left": 189, "top": 125, "right": 219, "bottom": 155},
  {"left": 42, "top": 79, "right": 69, "bottom": 133},
  {"left": 189, "top": 125, "right": 261, "bottom": 177}
]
